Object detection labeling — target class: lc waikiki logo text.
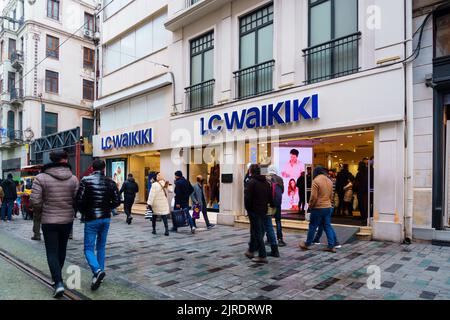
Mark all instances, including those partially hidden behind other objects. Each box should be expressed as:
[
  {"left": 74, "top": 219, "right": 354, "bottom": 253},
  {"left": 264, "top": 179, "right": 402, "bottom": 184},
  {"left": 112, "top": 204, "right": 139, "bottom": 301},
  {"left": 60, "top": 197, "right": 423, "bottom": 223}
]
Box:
[
  {"left": 101, "top": 128, "right": 153, "bottom": 150},
  {"left": 200, "top": 94, "right": 319, "bottom": 135}
]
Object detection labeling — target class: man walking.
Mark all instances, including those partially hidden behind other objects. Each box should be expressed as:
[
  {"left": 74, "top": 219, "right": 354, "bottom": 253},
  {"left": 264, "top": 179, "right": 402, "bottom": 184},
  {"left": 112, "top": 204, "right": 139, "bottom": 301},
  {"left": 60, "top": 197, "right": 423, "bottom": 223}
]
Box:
[
  {"left": 120, "top": 173, "right": 139, "bottom": 225},
  {"left": 30, "top": 150, "right": 79, "bottom": 298},
  {"left": 191, "top": 175, "right": 214, "bottom": 229},
  {"left": 299, "top": 166, "right": 337, "bottom": 253},
  {"left": 1, "top": 174, "right": 17, "bottom": 222},
  {"left": 244, "top": 164, "right": 273, "bottom": 264},
  {"left": 76, "top": 160, "right": 120, "bottom": 291},
  {"left": 267, "top": 166, "right": 286, "bottom": 247},
  {"left": 171, "top": 170, "right": 195, "bottom": 233}
]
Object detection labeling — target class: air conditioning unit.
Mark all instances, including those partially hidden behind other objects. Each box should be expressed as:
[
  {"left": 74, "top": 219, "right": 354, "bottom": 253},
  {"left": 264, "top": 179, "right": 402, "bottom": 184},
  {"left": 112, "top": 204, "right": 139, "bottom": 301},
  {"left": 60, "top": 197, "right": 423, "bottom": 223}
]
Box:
[{"left": 84, "top": 29, "right": 94, "bottom": 39}]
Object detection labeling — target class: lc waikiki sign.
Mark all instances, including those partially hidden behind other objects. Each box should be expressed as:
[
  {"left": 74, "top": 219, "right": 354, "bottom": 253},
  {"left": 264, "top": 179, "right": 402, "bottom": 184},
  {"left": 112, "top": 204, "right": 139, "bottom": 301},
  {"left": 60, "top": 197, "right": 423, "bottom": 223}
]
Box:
[
  {"left": 200, "top": 94, "right": 319, "bottom": 135},
  {"left": 101, "top": 128, "right": 153, "bottom": 150}
]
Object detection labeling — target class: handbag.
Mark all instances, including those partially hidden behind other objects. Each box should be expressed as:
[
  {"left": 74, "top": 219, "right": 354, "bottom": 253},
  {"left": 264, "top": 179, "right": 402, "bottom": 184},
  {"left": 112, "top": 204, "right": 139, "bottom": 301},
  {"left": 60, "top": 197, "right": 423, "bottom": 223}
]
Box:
[
  {"left": 145, "top": 205, "right": 153, "bottom": 220},
  {"left": 172, "top": 207, "right": 189, "bottom": 228},
  {"left": 192, "top": 203, "right": 201, "bottom": 220}
]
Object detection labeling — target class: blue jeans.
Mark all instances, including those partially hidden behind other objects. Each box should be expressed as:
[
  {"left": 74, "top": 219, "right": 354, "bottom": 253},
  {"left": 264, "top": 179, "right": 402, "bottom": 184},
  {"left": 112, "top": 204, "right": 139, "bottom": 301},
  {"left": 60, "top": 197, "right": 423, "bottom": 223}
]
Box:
[
  {"left": 314, "top": 208, "right": 339, "bottom": 244},
  {"left": 305, "top": 208, "right": 336, "bottom": 249},
  {"left": 84, "top": 218, "right": 110, "bottom": 275},
  {"left": 1, "top": 200, "right": 14, "bottom": 221},
  {"left": 273, "top": 206, "right": 283, "bottom": 240},
  {"left": 264, "top": 215, "right": 278, "bottom": 246}
]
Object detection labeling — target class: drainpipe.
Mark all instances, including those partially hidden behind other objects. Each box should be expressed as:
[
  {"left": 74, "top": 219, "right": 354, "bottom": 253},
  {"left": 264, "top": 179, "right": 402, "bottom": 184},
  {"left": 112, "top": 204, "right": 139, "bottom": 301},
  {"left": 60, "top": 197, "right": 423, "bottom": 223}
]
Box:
[
  {"left": 404, "top": 0, "right": 413, "bottom": 243},
  {"left": 168, "top": 71, "right": 177, "bottom": 114}
]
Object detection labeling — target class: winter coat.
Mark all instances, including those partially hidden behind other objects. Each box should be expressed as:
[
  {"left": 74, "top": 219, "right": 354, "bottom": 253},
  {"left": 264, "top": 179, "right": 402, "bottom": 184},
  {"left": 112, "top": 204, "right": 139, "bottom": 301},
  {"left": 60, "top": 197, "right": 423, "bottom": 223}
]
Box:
[
  {"left": 1, "top": 178, "right": 17, "bottom": 201},
  {"left": 336, "top": 169, "right": 353, "bottom": 195},
  {"left": 244, "top": 175, "right": 273, "bottom": 215},
  {"left": 147, "top": 180, "right": 170, "bottom": 216},
  {"left": 343, "top": 182, "right": 353, "bottom": 202},
  {"left": 174, "top": 177, "right": 194, "bottom": 208},
  {"left": 30, "top": 163, "right": 79, "bottom": 225},
  {"left": 120, "top": 178, "right": 139, "bottom": 202},
  {"left": 76, "top": 171, "right": 120, "bottom": 222},
  {"left": 191, "top": 183, "right": 207, "bottom": 207},
  {"left": 308, "top": 174, "right": 333, "bottom": 209}
]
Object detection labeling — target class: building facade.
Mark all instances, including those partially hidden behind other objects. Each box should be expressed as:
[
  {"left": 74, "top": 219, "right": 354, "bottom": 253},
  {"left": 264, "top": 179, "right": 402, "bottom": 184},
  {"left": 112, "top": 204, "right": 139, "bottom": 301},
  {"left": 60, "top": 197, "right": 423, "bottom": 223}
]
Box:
[{"left": 0, "top": 0, "right": 97, "bottom": 178}]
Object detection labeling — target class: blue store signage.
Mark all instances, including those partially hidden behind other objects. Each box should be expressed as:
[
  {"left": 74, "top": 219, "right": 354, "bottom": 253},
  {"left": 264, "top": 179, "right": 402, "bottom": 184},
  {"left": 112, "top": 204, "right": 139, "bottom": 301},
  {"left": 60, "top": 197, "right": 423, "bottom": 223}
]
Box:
[
  {"left": 200, "top": 94, "right": 319, "bottom": 135},
  {"left": 101, "top": 128, "right": 153, "bottom": 150}
]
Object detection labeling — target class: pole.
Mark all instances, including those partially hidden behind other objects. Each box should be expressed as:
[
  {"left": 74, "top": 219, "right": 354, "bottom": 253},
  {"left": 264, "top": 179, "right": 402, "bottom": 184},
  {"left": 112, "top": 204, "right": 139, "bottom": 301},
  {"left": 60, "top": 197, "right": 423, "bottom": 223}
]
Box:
[{"left": 75, "top": 142, "right": 81, "bottom": 179}]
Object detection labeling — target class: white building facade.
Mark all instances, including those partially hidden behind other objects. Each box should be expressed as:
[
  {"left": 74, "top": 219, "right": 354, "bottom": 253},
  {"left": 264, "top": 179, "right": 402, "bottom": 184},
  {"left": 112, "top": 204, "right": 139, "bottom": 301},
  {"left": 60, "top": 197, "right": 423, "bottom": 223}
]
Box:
[{"left": 0, "top": 0, "right": 97, "bottom": 177}]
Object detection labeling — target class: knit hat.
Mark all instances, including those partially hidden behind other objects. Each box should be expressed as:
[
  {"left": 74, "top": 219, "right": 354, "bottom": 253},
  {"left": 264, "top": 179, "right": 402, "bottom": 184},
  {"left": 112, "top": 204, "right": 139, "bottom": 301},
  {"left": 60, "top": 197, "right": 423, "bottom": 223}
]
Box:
[{"left": 174, "top": 170, "right": 183, "bottom": 178}]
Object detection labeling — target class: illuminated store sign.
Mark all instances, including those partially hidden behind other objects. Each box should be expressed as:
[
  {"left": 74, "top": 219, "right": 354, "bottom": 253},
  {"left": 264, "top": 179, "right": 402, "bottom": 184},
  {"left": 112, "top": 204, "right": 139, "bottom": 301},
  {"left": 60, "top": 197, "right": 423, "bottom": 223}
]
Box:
[{"left": 101, "top": 128, "right": 153, "bottom": 150}]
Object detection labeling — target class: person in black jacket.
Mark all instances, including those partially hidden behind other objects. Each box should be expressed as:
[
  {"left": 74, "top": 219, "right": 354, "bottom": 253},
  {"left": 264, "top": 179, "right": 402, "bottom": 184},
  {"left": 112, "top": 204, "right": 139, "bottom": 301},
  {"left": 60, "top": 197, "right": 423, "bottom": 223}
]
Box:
[
  {"left": 119, "top": 173, "right": 139, "bottom": 225},
  {"left": 335, "top": 164, "right": 353, "bottom": 216},
  {"left": 354, "top": 161, "right": 369, "bottom": 223},
  {"left": 76, "top": 160, "right": 120, "bottom": 291},
  {"left": 171, "top": 170, "right": 195, "bottom": 233},
  {"left": 1, "top": 174, "right": 17, "bottom": 222},
  {"left": 244, "top": 164, "right": 273, "bottom": 264}
]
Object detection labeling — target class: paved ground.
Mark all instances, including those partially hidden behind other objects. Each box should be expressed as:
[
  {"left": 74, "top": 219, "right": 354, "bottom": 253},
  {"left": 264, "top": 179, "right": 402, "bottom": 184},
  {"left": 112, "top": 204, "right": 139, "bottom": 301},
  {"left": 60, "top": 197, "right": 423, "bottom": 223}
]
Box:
[{"left": 0, "top": 214, "right": 449, "bottom": 300}]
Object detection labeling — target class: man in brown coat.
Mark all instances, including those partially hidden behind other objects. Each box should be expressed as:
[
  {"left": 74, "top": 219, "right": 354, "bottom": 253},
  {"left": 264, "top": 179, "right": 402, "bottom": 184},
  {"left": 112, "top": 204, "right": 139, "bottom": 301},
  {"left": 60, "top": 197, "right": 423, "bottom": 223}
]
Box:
[
  {"left": 299, "top": 166, "right": 337, "bottom": 253},
  {"left": 30, "top": 150, "right": 79, "bottom": 298}
]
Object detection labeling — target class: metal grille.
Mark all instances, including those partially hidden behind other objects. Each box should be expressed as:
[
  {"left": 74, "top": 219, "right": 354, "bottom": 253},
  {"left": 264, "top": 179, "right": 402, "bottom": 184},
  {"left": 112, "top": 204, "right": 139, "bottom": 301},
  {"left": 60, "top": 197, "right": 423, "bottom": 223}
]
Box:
[
  {"left": 240, "top": 3, "right": 273, "bottom": 35},
  {"left": 185, "top": 79, "right": 215, "bottom": 112},
  {"left": 303, "top": 32, "right": 361, "bottom": 84},
  {"left": 234, "top": 60, "right": 274, "bottom": 100},
  {"left": 191, "top": 32, "right": 214, "bottom": 56}
]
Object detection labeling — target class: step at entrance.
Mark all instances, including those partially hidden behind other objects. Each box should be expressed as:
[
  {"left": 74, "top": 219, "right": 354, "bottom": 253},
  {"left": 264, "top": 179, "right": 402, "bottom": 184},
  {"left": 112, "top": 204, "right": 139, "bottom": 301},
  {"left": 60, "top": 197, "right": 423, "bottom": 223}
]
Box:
[{"left": 316, "top": 225, "right": 360, "bottom": 245}]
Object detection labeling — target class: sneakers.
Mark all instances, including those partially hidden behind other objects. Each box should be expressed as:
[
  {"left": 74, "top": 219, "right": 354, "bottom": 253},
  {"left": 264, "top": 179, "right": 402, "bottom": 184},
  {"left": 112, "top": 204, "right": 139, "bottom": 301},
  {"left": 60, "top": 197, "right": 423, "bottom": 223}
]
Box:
[
  {"left": 91, "top": 270, "right": 106, "bottom": 291},
  {"left": 191, "top": 227, "right": 196, "bottom": 234},
  {"left": 53, "top": 282, "right": 65, "bottom": 298},
  {"left": 335, "top": 243, "right": 342, "bottom": 249},
  {"left": 207, "top": 224, "right": 215, "bottom": 229},
  {"left": 251, "top": 257, "right": 268, "bottom": 264},
  {"left": 313, "top": 242, "right": 322, "bottom": 245},
  {"left": 31, "top": 235, "right": 41, "bottom": 241},
  {"left": 278, "top": 239, "right": 287, "bottom": 247}
]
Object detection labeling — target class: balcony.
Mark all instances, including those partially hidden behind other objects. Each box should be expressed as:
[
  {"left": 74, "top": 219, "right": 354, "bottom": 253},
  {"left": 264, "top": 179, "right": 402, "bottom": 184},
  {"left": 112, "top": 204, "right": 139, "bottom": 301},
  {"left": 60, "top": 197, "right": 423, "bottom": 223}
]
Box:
[
  {"left": 184, "top": 79, "right": 215, "bottom": 113},
  {"left": 233, "top": 60, "right": 275, "bottom": 100},
  {"left": 0, "top": 129, "right": 23, "bottom": 149},
  {"left": 303, "top": 32, "right": 361, "bottom": 84},
  {"left": 11, "top": 50, "right": 24, "bottom": 70},
  {"left": 9, "top": 88, "right": 24, "bottom": 105}
]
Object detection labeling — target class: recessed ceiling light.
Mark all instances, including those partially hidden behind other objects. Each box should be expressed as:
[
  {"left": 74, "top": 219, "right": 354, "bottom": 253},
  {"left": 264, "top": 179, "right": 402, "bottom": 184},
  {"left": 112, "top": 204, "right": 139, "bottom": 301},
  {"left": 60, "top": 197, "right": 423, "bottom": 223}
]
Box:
[
  {"left": 340, "top": 143, "right": 344, "bottom": 146},
  {"left": 367, "top": 141, "right": 373, "bottom": 143},
  {"left": 334, "top": 155, "right": 338, "bottom": 158},
  {"left": 347, "top": 135, "right": 353, "bottom": 138}
]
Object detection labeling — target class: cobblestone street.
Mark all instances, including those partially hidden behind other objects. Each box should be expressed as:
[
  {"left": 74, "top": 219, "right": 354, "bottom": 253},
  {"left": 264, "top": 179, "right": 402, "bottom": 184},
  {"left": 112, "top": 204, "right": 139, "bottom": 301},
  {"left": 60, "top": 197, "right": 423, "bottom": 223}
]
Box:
[{"left": 0, "top": 215, "right": 449, "bottom": 300}]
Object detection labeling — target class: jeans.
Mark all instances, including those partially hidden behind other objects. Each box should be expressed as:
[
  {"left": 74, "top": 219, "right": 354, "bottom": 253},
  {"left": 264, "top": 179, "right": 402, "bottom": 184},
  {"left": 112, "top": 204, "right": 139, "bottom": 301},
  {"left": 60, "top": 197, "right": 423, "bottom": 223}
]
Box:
[
  {"left": 306, "top": 208, "right": 336, "bottom": 249},
  {"left": 1, "top": 199, "right": 14, "bottom": 221},
  {"left": 84, "top": 218, "right": 110, "bottom": 275},
  {"left": 123, "top": 199, "right": 134, "bottom": 219},
  {"left": 264, "top": 215, "right": 277, "bottom": 246},
  {"left": 273, "top": 206, "right": 283, "bottom": 240},
  {"left": 313, "top": 208, "right": 339, "bottom": 245},
  {"left": 171, "top": 205, "right": 194, "bottom": 231},
  {"left": 248, "top": 212, "right": 267, "bottom": 258},
  {"left": 42, "top": 223, "right": 73, "bottom": 283}
]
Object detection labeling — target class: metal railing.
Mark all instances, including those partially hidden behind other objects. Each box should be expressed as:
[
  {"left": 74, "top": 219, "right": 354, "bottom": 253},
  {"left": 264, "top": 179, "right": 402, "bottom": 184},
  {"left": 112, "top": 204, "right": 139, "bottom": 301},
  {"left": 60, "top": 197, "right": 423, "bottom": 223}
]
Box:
[
  {"left": 185, "top": 0, "right": 202, "bottom": 8},
  {"left": 185, "top": 79, "right": 215, "bottom": 112},
  {"left": 11, "top": 50, "right": 23, "bottom": 62},
  {"left": 233, "top": 60, "right": 275, "bottom": 100},
  {"left": 10, "top": 88, "right": 24, "bottom": 102},
  {"left": 303, "top": 32, "right": 361, "bottom": 84},
  {"left": 0, "top": 128, "right": 23, "bottom": 145}
]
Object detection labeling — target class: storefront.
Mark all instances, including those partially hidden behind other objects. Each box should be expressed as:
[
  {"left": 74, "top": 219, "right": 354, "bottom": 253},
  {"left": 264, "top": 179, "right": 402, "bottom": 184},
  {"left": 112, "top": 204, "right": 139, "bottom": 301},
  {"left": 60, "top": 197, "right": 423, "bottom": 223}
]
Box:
[{"left": 170, "top": 66, "right": 406, "bottom": 242}]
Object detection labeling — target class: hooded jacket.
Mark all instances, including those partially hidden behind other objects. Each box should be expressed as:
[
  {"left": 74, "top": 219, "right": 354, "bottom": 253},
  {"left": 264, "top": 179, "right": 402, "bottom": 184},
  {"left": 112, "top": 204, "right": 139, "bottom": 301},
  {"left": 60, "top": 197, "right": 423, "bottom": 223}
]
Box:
[
  {"left": 30, "top": 163, "right": 79, "bottom": 224},
  {"left": 244, "top": 175, "right": 273, "bottom": 215},
  {"left": 308, "top": 171, "right": 333, "bottom": 209},
  {"left": 120, "top": 177, "right": 139, "bottom": 201},
  {"left": 1, "top": 178, "right": 17, "bottom": 201}
]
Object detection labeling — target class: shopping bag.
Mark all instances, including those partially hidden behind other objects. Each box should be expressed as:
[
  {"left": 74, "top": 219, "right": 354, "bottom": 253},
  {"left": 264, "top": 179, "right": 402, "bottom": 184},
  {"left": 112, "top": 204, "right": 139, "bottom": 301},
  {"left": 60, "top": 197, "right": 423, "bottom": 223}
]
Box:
[
  {"left": 172, "top": 208, "right": 189, "bottom": 228},
  {"left": 145, "top": 206, "right": 153, "bottom": 220},
  {"left": 192, "top": 204, "right": 201, "bottom": 220}
]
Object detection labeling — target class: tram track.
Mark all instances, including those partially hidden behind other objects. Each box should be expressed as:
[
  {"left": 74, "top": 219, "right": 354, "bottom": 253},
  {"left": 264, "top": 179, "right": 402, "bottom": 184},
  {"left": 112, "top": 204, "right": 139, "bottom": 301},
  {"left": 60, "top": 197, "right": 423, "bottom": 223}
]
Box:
[{"left": 0, "top": 248, "right": 89, "bottom": 300}]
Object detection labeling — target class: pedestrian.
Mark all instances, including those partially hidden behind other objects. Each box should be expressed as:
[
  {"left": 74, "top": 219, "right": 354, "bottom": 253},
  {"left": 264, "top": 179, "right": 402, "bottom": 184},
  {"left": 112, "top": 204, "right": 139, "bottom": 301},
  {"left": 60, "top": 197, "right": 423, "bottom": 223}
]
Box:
[
  {"left": 296, "top": 171, "right": 306, "bottom": 214},
  {"left": 263, "top": 167, "right": 282, "bottom": 257},
  {"left": 343, "top": 177, "right": 354, "bottom": 216},
  {"left": 1, "top": 174, "right": 17, "bottom": 222},
  {"left": 29, "top": 150, "right": 79, "bottom": 298},
  {"left": 119, "top": 173, "right": 139, "bottom": 225},
  {"left": 76, "top": 159, "right": 120, "bottom": 291},
  {"left": 267, "top": 166, "right": 286, "bottom": 247},
  {"left": 244, "top": 164, "right": 273, "bottom": 264},
  {"left": 171, "top": 170, "right": 196, "bottom": 234},
  {"left": 354, "top": 161, "right": 369, "bottom": 223},
  {"left": 299, "top": 166, "right": 337, "bottom": 253},
  {"left": 147, "top": 172, "right": 171, "bottom": 236},
  {"left": 244, "top": 163, "right": 252, "bottom": 189},
  {"left": 335, "top": 164, "right": 353, "bottom": 216},
  {"left": 191, "top": 175, "right": 215, "bottom": 230}
]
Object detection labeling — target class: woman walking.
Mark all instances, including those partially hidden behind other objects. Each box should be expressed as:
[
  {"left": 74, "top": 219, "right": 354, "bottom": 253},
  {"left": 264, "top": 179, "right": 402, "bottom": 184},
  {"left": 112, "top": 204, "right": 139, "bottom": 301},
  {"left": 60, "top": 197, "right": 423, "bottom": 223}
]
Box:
[{"left": 147, "top": 172, "right": 171, "bottom": 236}]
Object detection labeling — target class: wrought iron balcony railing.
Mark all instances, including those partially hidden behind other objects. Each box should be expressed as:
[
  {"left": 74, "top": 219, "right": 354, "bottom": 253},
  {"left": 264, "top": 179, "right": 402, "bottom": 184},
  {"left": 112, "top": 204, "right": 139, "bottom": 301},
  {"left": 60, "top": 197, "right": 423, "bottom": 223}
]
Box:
[
  {"left": 10, "top": 88, "right": 24, "bottom": 103},
  {"left": 233, "top": 60, "right": 275, "bottom": 100},
  {"left": 11, "top": 50, "right": 24, "bottom": 69},
  {"left": 185, "top": 79, "right": 215, "bottom": 113},
  {"left": 0, "top": 128, "right": 23, "bottom": 146},
  {"left": 303, "top": 32, "right": 361, "bottom": 84}
]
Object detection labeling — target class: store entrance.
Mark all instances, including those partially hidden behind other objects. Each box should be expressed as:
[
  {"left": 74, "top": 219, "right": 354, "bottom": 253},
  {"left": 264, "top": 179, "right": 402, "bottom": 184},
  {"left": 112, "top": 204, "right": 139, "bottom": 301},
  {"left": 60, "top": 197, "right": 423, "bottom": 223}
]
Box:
[
  {"left": 129, "top": 151, "right": 160, "bottom": 203},
  {"left": 445, "top": 102, "right": 450, "bottom": 227},
  {"left": 256, "top": 130, "right": 375, "bottom": 227}
]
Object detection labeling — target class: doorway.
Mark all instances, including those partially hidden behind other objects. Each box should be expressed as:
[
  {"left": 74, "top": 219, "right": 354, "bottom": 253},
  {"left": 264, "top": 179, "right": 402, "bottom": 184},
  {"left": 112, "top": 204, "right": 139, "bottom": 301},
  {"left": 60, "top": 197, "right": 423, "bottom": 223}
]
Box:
[
  {"left": 445, "top": 101, "right": 450, "bottom": 227},
  {"left": 129, "top": 151, "right": 160, "bottom": 203}
]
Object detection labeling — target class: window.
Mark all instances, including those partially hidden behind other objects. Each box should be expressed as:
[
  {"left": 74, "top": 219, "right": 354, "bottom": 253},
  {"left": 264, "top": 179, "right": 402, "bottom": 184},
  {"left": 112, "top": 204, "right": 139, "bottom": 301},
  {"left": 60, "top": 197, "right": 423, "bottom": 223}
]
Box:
[
  {"left": 435, "top": 11, "right": 450, "bottom": 58},
  {"left": 83, "top": 79, "right": 94, "bottom": 100},
  {"left": 8, "top": 72, "right": 15, "bottom": 93},
  {"left": 47, "top": 0, "right": 59, "bottom": 20},
  {"left": 44, "top": 112, "right": 58, "bottom": 136},
  {"left": 103, "top": 12, "right": 168, "bottom": 74},
  {"left": 187, "top": 32, "right": 214, "bottom": 110},
  {"left": 8, "top": 38, "right": 16, "bottom": 59},
  {"left": 83, "top": 47, "right": 95, "bottom": 69},
  {"left": 306, "top": 0, "right": 359, "bottom": 83},
  {"left": 82, "top": 118, "right": 94, "bottom": 142},
  {"left": 84, "top": 12, "right": 94, "bottom": 32},
  {"left": 45, "top": 70, "right": 58, "bottom": 93},
  {"left": 236, "top": 3, "right": 274, "bottom": 99},
  {"left": 46, "top": 35, "right": 59, "bottom": 59},
  {"left": 18, "top": 111, "right": 22, "bottom": 132},
  {"left": 7, "top": 111, "right": 15, "bottom": 139}
]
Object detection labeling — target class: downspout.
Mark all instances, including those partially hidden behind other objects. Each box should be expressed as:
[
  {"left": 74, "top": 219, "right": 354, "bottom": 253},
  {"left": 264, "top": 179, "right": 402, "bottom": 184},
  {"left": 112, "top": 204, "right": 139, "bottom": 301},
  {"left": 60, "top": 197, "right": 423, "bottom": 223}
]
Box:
[
  {"left": 168, "top": 71, "right": 177, "bottom": 114},
  {"left": 404, "top": 0, "right": 413, "bottom": 243}
]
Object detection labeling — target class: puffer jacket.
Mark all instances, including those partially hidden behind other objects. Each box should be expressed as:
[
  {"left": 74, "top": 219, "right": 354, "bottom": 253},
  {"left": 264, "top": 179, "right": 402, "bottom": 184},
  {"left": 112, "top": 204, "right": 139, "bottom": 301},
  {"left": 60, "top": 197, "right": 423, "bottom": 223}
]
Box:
[
  {"left": 30, "top": 163, "right": 79, "bottom": 224},
  {"left": 147, "top": 180, "right": 170, "bottom": 216},
  {"left": 76, "top": 171, "right": 120, "bottom": 222},
  {"left": 244, "top": 175, "right": 273, "bottom": 215},
  {"left": 120, "top": 177, "right": 139, "bottom": 202}
]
